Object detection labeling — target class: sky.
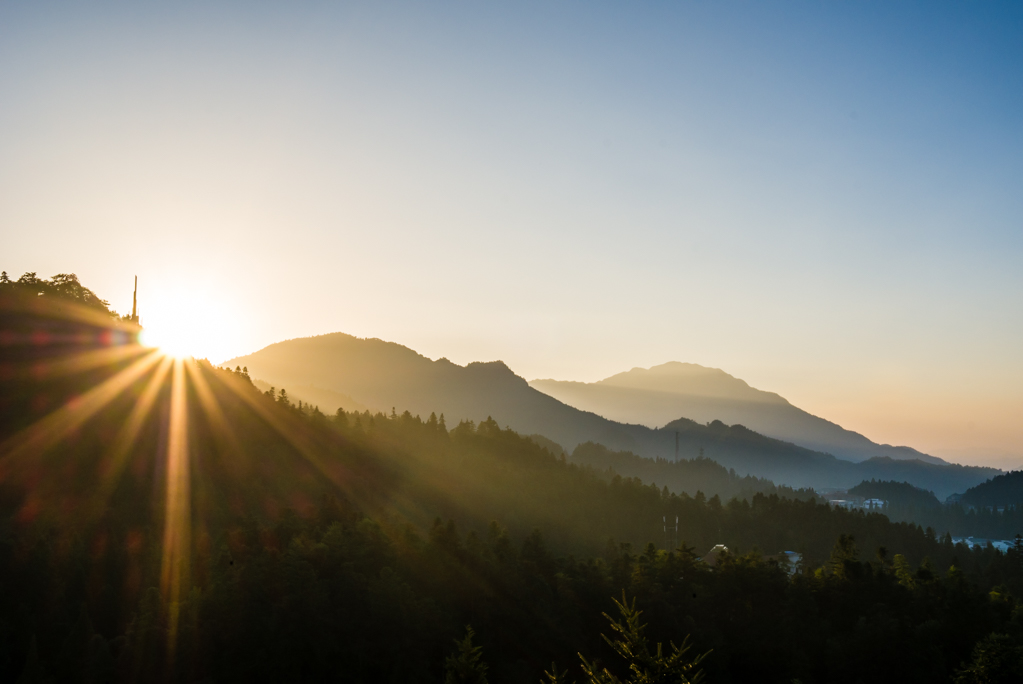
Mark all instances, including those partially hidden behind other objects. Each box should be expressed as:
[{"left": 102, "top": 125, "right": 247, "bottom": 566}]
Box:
[{"left": 1, "top": 1, "right": 1021, "bottom": 467}]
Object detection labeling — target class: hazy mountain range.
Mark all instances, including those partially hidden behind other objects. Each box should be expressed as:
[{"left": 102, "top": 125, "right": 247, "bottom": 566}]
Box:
[
  {"left": 530, "top": 362, "right": 948, "bottom": 465},
  {"left": 225, "top": 333, "right": 999, "bottom": 498}
]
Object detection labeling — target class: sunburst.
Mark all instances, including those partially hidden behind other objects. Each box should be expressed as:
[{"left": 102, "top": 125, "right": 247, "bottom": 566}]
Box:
[{"left": 0, "top": 292, "right": 331, "bottom": 662}]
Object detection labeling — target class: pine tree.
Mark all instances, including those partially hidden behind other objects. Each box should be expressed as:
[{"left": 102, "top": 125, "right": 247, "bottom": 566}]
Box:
[
  {"left": 578, "top": 594, "right": 709, "bottom": 684},
  {"left": 829, "top": 534, "right": 860, "bottom": 579},
  {"left": 444, "top": 625, "right": 488, "bottom": 684},
  {"left": 894, "top": 554, "right": 916, "bottom": 589}
]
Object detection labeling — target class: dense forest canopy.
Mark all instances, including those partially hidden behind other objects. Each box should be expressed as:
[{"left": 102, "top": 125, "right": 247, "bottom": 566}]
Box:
[
  {"left": 849, "top": 480, "right": 942, "bottom": 509},
  {"left": 961, "top": 471, "right": 1023, "bottom": 510},
  {"left": 3, "top": 272, "right": 1023, "bottom": 682}
]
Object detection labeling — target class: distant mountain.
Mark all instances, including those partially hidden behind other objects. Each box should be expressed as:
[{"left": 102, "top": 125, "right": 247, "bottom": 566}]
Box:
[
  {"left": 530, "top": 362, "right": 948, "bottom": 465},
  {"left": 225, "top": 333, "right": 997, "bottom": 498}
]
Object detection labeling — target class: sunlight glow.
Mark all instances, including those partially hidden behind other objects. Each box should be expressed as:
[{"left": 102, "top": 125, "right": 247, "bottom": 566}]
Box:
[
  {"left": 137, "top": 284, "right": 242, "bottom": 362},
  {"left": 139, "top": 328, "right": 197, "bottom": 360}
]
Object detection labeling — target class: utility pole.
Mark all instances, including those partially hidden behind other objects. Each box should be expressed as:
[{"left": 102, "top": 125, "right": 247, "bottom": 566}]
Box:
[{"left": 675, "top": 431, "right": 679, "bottom": 461}]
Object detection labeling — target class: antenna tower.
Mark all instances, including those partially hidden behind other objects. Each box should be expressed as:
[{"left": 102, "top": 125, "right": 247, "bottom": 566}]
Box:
[{"left": 130, "top": 276, "right": 139, "bottom": 324}]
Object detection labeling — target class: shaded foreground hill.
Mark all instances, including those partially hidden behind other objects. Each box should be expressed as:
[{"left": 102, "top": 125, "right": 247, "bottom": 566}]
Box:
[
  {"left": 532, "top": 361, "right": 947, "bottom": 465},
  {"left": 226, "top": 333, "right": 997, "bottom": 497},
  {"left": 4, "top": 292, "right": 1023, "bottom": 683}
]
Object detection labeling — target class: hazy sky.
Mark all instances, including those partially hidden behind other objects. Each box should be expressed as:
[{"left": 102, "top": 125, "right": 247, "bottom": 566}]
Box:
[{"left": 2, "top": 2, "right": 1021, "bottom": 467}]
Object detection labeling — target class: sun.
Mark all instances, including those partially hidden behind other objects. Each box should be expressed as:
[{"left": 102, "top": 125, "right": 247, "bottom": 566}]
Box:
[
  {"left": 135, "top": 284, "right": 241, "bottom": 362},
  {"left": 139, "top": 326, "right": 201, "bottom": 359}
]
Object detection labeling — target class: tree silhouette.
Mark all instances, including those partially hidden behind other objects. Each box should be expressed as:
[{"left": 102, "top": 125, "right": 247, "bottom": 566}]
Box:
[
  {"left": 0, "top": 270, "right": 115, "bottom": 314},
  {"left": 444, "top": 625, "right": 488, "bottom": 684},
  {"left": 578, "top": 594, "right": 709, "bottom": 684}
]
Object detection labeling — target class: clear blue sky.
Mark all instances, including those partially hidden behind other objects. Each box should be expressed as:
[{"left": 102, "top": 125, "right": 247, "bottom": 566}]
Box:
[{"left": 1, "top": 1, "right": 1021, "bottom": 464}]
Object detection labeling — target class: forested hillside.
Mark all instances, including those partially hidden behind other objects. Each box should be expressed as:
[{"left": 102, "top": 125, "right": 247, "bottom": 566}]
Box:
[
  {"left": 4, "top": 275, "right": 1023, "bottom": 682},
  {"left": 3, "top": 357, "right": 1022, "bottom": 682},
  {"left": 568, "top": 441, "right": 817, "bottom": 502},
  {"left": 962, "top": 471, "right": 1023, "bottom": 510}
]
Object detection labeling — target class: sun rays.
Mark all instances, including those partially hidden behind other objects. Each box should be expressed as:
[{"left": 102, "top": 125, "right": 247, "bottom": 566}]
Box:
[
  {"left": 0, "top": 349, "right": 163, "bottom": 473},
  {"left": 0, "top": 302, "right": 362, "bottom": 662},
  {"left": 160, "top": 358, "right": 191, "bottom": 655},
  {"left": 97, "top": 355, "right": 174, "bottom": 494},
  {"left": 2, "top": 345, "right": 207, "bottom": 654},
  {"left": 0, "top": 299, "right": 566, "bottom": 676}
]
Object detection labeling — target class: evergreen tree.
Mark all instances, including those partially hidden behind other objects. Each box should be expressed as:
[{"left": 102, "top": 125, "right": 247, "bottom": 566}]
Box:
[
  {"left": 829, "top": 534, "right": 860, "bottom": 579},
  {"left": 444, "top": 626, "right": 488, "bottom": 684},
  {"left": 578, "top": 594, "right": 709, "bottom": 684},
  {"left": 894, "top": 554, "right": 916, "bottom": 589}
]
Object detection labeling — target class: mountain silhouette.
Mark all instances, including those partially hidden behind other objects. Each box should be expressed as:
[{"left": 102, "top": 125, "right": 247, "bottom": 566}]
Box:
[
  {"left": 225, "top": 333, "right": 996, "bottom": 497},
  {"left": 531, "top": 361, "right": 948, "bottom": 465}
]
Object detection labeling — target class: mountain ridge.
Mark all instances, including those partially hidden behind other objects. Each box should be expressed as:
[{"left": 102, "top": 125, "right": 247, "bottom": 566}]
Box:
[
  {"left": 530, "top": 361, "right": 948, "bottom": 466},
  {"left": 224, "top": 332, "right": 995, "bottom": 497}
]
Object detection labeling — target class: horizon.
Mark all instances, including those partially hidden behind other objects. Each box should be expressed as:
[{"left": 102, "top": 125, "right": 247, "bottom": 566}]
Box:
[{"left": 3, "top": 2, "right": 1021, "bottom": 469}]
